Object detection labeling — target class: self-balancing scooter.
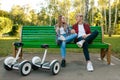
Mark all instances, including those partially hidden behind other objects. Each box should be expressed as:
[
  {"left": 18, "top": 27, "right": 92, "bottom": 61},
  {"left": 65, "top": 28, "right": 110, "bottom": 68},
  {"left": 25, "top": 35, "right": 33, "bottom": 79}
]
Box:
[
  {"left": 3, "top": 42, "right": 32, "bottom": 76},
  {"left": 32, "top": 44, "right": 60, "bottom": 75}
]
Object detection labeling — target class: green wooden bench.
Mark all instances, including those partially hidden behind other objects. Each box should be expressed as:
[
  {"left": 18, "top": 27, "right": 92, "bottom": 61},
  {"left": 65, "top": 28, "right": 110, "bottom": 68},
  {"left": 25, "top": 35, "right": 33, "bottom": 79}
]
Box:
[{"left": 13, "top": 26, "right": 111, "bottom": 64}]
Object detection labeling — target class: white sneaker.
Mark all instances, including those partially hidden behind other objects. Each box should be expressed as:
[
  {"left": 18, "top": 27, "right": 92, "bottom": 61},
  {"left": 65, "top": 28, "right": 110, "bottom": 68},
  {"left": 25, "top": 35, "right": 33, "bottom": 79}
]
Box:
[
  {"left": 87, "top": 61, "right": 94, "bottom": 72},
  {"left": 59, "top": 35, "right": 66, "bottom": 41},
  {"left": 76, "top": 40, "right": 85, "bottom": 47}
]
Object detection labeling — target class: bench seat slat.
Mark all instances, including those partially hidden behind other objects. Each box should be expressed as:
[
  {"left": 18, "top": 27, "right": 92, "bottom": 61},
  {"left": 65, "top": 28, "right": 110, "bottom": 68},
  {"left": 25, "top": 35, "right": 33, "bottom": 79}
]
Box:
[
  {"left": 22, "top": 42, "right": 108, "bottom": 48},
  {"left": 21, "top": 26, "right": 108, "bottom": 49}
]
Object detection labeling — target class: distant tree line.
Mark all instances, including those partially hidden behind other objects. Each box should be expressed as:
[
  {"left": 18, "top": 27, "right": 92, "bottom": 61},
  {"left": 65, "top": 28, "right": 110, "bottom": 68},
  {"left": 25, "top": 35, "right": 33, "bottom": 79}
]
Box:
[{"left": 0, "top": 0, "right": 120, "bottom": 36}]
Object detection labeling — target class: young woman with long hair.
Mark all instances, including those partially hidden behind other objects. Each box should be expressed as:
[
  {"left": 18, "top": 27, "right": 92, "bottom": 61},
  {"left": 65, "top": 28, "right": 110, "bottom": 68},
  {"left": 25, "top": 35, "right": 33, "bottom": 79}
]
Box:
[{"left": 55, "top": 15, "right": 77, "bottom": 67}]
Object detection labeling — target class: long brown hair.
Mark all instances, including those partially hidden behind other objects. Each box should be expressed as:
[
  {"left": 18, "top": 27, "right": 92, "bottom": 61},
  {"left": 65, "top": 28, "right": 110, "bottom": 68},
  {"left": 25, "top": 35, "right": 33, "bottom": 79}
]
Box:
[{"left": 56, "top": 15, "right": 67, "bottom": 29}]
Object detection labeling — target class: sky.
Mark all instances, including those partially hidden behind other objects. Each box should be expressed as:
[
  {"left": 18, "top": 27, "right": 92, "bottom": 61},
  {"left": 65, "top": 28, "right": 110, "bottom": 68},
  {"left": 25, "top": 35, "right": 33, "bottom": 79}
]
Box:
[
  {"left": 0, "top": 0, "right": 47, "bottom": 12},
  {"left": 0, "top": 0, "right": 115, "bottom": 12},
  {"left": 0, "top": 0, "right": 98, "bottom": 12}
]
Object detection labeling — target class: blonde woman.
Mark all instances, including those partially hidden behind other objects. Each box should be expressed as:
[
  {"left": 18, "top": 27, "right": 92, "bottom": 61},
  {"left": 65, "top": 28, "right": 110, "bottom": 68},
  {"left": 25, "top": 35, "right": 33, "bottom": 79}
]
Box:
[{"left": 55, "top": 15, "right": 77, "bottom": 67}]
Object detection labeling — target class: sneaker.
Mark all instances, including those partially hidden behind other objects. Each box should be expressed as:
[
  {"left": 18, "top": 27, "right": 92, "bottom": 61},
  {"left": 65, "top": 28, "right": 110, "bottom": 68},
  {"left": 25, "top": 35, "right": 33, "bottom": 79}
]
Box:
[
  {"left": 59, "top": 35, "right": 66, "bottom": 41},
  {"left": 76, "top": 40, "right": 85, "bottom": 47},
  {"left": 87, "top": 61, "right": 94, "bottom": 72},
  {"left": 61, "top": 59, "right": 66, "bottom": 67}
]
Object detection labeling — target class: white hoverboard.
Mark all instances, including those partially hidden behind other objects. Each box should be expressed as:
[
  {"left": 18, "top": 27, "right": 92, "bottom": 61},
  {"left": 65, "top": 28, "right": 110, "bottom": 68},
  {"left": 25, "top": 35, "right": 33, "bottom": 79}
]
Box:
[
  {"left": 3, "top": 42, "right": 32, "bottom": 76},
  {"left": 32, "top": 44, "right": 60, "bottom": 75}
]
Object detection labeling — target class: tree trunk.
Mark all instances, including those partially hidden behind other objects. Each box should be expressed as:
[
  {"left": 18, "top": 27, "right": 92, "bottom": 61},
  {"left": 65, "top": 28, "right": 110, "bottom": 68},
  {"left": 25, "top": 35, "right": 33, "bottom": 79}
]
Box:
[
  {"left": 92, "top": 8, "right": 93, "bottom": 25},
  {"left": 49, "top": 15, "right": 52, "bottom": 26},
  {"left": 104, "top": 7, "right": 107, "bottom": 34},
  {"left": 85, "top": 0, "right": 89, "bottom": 23},
  {"left": 113, "top": 0, "right": 118, "bottom": 34},
  {"left": 108, "top": 0, "right": 112, "bottom": 37}
]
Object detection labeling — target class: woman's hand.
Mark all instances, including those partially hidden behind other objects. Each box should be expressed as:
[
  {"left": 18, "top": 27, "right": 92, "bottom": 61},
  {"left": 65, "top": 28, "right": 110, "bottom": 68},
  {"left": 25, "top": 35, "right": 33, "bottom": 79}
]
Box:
[{"left": 71, "top": 29, "right": 76, "bottom": 34}]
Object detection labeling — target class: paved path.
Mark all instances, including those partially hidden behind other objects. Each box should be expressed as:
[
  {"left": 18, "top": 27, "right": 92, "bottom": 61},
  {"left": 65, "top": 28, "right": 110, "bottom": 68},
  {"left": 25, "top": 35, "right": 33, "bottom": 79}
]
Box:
[{"left": 0, "top": 53, "right": 120, "bottom": 80}]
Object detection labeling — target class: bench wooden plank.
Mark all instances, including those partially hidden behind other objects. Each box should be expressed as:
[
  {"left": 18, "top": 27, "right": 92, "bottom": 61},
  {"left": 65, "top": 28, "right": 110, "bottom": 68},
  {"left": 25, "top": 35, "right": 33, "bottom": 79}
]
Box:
[{"left": 21, "top": 26, "right": 103, "bottom": 48}]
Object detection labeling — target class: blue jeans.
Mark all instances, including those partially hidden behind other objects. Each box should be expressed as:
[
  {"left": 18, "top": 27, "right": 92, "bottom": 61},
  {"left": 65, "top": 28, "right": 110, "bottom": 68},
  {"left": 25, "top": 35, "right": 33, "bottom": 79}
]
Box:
[
  {"left": 57, "top": 33, "right": 77, "bottom": 59},
  {"left": 77, "top": 30, "right": 99, "bottom": 61}
]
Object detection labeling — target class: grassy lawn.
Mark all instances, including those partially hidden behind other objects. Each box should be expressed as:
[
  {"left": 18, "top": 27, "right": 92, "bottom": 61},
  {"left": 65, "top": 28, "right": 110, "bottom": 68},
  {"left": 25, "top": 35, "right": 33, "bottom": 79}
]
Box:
[
  {"left": 104, "top": 36, "right": 120, "bottom": 59},
  {"left": 0, "top": 38, "right": 18, "bottom": 56},
  {"left": 0, "top": 36, "right": 120, "bottom": 59}
]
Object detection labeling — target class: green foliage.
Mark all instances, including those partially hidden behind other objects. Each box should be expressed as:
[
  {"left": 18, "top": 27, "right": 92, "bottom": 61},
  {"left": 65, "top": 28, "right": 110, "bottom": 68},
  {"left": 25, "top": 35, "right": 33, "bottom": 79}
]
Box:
[
  {"left": 0, "top": 17, "right": 13, "bottom": 36},
  {"left": 0, "top": 10, "right": 10, "bottom": 18},
  {"left": 69, "top": 12, "right": 76, "bottom": 25},
  {"left": 8, "top": 24, "right": 20, "bottom": 36},
  {"left": 0, "top": 0, "right": 120, "bottom": 36},
  {"left": 10, "top": 5, "right": 25, "bottom": 25},
  {"left": 29, "top": 10, "right": 39, "bottom": 25},
  {"left": 115, "top": 24, "right": 120, "bottom": 34},
  {"left": 93, "top": 12, "right": 103, "bottom": 26},
  {"left": 88, "top": 7, "right": 104, "bottom": 27},
  {"left": 37, "top": 8, "right": 49, "bottom": 25}
]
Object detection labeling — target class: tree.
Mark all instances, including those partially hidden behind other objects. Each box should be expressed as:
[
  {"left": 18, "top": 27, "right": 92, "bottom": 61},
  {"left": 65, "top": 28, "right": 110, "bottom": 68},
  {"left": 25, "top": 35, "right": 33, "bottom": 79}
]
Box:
[
  {"left": 45, "top": 0, "right": 72, "bottom": 25},
  {"left": 88, "top": 7, "right": 102, "bottom": 26},
  {"left": 108, "top": 0, "right": 112, "bottom": 37},
  {"left": 47, "top": 0, "right": 56, "bottom": 26},
  {"left": 37, "top": 8, "right": 49, "bottom": 25},
  {"left": 73, "top": 0, "right": 83, "bottom": 13},
  {"left": 113, "top": 0, "right": 119, "bottom": 34},
  {"left": 8, "top": 24, "right": 19, "bottom": 36},
  {"left": 89, "top": 0, "right": 94, "bottom": 25},
  {"left": 88, "top": 7, "right": 99, "bottom": 26},
  {"left": 98, "top": 0, "right": 108, "bottom": 34},
  {"left": 22, "top": 4, "right": 32, "bottom": 25},
  {"left": 0, "top": 17, "right": 13, "bottom": 36},
  {"left": 10, "top": 5, "right": 25, "bottom": 25},
  {"left": 94, "top": 12, "right": 103, "bottom": 26},
  {"left": 0, "top": 10, "right": 10, "bottom": 18},
  {"left": 85, "top": 0, "right": 89, "bottom": 22},
  {"left": 29, "top": 10, "right": 38, "bottom": 25}
]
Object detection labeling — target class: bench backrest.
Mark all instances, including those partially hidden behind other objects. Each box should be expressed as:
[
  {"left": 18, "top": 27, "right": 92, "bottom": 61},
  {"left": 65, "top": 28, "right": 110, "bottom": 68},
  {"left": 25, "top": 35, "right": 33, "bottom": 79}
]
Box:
[
  {"left": 21, "top": 26, "right": 103, "bottom": 48},
  {"left": 90, "top": 26, "right": 103, "bottom": 43}
]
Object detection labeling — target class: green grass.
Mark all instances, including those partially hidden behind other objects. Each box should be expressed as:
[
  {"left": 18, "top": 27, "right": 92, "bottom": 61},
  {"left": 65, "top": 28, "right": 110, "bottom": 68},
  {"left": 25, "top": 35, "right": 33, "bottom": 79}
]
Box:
[
  {"left": 104, "top": 36, "right": 120, "bottom": 58},
  {"left": 0, "top": 36, "right": 120, "bottom": 59},
  {"left": 0, "top": 39, "right": 18, "bottom": 56}
]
